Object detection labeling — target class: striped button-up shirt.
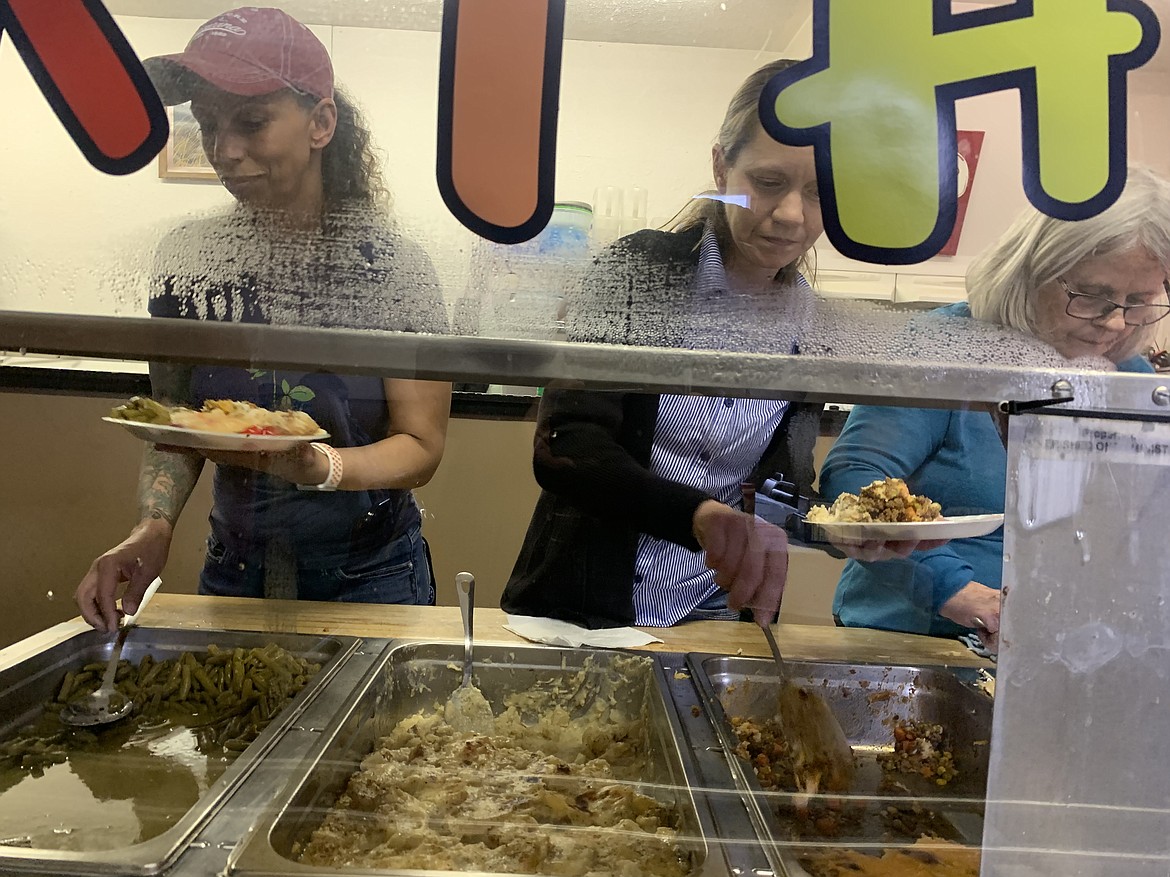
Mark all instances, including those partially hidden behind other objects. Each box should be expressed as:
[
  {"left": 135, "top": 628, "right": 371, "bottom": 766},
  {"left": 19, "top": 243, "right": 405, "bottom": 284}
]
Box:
[{"left": 632, "top": 225, "right": 809, "bottom": 626}]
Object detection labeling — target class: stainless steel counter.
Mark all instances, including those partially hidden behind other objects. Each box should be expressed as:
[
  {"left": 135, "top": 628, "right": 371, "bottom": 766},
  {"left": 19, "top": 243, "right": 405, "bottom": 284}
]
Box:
[{"left": 0, "top": 628, "right": 993, "bottom": 877}]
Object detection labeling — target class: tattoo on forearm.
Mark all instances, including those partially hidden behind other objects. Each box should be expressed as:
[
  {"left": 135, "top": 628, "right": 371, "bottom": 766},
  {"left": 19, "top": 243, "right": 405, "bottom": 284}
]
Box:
[
  {"left": 147, "top": 508, "right": 176, "bottom": 527},
  {"left": 137, "top": 445, "right": 203, "bottom": 525}
]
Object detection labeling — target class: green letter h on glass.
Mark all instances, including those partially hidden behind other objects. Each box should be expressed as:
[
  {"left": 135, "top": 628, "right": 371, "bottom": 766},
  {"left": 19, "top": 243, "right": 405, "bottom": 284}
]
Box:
[{"left": 762, "top": 0, "right": 1160, "bottom": 264}]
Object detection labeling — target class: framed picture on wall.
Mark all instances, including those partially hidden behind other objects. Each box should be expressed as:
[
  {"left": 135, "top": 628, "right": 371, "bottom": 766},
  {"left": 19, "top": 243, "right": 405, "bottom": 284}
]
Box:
[{"left": 157, "top": 103, "right": 218, "bottom": 181}]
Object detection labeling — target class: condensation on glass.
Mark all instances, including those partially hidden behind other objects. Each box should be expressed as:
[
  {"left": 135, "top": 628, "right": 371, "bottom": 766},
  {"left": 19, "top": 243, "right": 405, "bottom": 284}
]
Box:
[
  {"left": 1, "top": 0, "right": 1167, "bottom": 383},
  {"left": 0, "top": 2, "right": 1169, "bottom": 876}
]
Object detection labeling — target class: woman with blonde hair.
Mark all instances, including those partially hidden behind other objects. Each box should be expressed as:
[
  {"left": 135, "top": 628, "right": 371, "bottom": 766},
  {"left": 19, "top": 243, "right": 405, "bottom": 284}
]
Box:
[{"left": 504, "top": 59, "right": 928, "bottom": 629}]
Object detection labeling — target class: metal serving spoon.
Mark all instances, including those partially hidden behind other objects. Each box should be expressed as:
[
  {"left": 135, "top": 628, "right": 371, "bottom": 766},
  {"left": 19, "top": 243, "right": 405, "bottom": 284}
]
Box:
[
  {"left": 444, "top": 572, "right": 493, "bottom": 733},
  {"left": 762, "top": 622, "right": 855, "bottom": 795},
  {"left": 61, "top": 577, "right": 163, "bottom": 728},
  {"left": 456, "top": 571, "right": 475, "bottom": 691}
]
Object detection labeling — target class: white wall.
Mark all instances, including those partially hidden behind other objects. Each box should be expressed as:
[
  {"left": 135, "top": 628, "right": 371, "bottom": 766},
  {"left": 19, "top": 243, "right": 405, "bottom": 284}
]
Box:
[
  {"left": 1129, "top": 71, "right": 1170, "bottom": 177},
  {"left": 332, "top": 26, "right": 783, "bottom": 301}
]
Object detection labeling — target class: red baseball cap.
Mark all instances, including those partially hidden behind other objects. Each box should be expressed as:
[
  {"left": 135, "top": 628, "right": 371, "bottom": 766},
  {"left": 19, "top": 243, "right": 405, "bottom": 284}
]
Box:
[{"left": 144, "top": 7, "right": 333, "bottom": 105}]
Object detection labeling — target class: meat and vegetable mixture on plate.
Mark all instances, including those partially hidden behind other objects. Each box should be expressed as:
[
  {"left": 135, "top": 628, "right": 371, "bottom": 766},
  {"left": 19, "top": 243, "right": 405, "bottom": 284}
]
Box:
[{"left": 806, "top": 478, "right": 942, "bottom": 524}]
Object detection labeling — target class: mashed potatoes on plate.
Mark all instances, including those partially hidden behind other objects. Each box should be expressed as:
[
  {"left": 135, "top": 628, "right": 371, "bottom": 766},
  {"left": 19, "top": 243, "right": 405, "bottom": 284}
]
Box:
[{"left": 170, "top": 400, "right": 321, "bottom": 436}]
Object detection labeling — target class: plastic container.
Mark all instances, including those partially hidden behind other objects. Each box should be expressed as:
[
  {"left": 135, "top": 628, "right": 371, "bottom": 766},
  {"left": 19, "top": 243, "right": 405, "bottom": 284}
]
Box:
[
  {"left": 467, "top": 202, "right": 594, "bottom": 341},
  {"left": 539, "top": 201, "right": 593, "bottom": 255},
  {"left": 623, "top": 186, "right": 649, "bottom": 235},
  {"left": 591, "top": 186, "right": 624, "bottom": 244}
]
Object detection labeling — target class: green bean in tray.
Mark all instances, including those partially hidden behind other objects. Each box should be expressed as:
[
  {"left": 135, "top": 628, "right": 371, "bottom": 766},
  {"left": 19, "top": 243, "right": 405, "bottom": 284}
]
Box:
[{"left": 1, "top": 644, "right": 321, "bottom": 773}]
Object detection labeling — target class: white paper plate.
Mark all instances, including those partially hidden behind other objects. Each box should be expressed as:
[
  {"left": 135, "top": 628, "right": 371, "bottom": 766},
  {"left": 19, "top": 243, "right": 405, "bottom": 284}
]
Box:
[
  {"left": 102, "top": 417, "right": 329, "bottom": 452},
  {"left": 808, "top": 514, "right": 1004, "bottom": 542}
]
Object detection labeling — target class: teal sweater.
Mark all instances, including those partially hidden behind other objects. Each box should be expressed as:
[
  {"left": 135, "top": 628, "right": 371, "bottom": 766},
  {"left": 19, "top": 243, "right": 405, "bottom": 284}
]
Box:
[{"left": 820, "top": 302, "right": 1153, "bottom": 637}]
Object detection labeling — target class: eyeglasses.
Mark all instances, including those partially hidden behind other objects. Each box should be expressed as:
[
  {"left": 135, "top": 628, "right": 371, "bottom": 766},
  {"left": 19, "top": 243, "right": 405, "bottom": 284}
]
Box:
[{"left": 1058, "top": 277, "right": 1170, "bottom": 327}]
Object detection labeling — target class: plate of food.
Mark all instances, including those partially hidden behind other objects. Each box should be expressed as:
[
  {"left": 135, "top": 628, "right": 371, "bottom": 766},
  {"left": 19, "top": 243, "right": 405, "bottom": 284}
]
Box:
[
  {"left": 104, "top": 397, "right": 329, "bottom": 452},
  {"left": 806, "top": 478, "right": 1003, "bottom": 541}
]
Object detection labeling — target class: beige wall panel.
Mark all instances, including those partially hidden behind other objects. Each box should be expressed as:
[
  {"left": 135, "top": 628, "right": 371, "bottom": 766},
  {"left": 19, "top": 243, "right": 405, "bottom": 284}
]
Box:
[
  {"left": 1, "top": 394, "right": 210, "bottom": 649},
  {"left": 415, "top": 417, "right": 542, "bottom": 613}
]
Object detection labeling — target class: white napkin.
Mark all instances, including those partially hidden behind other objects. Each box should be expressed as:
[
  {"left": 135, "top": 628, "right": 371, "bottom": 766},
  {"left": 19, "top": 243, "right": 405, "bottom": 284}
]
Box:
[{"left": 504, "top": 614, "right": 663, "bottom": 648}]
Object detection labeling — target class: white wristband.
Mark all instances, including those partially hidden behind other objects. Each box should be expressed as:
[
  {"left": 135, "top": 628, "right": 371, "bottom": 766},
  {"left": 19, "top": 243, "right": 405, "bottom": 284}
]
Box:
[{"left": 296, "top": 442, "right": 343, "bottom": 491}]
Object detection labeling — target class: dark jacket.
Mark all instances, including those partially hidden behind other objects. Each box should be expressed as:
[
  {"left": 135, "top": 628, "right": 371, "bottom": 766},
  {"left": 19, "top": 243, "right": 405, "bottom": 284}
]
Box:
[{"left": 501, "top": 228, "right": 822, "bottom": 628}]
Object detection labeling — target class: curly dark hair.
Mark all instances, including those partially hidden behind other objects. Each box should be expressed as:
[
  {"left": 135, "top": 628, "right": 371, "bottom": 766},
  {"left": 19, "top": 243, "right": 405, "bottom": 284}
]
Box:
[{"left": 299, "top": 84, "right": 390, "bottom": 208}]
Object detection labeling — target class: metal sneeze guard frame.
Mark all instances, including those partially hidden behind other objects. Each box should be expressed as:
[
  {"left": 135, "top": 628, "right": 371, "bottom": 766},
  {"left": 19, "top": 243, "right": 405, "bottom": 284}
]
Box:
[
  {"left": 6, "top": 308, "right": 1170, "bottom": 874},
  {"left": 4, "top": 309, "right": 1170, "bottom": 416}
]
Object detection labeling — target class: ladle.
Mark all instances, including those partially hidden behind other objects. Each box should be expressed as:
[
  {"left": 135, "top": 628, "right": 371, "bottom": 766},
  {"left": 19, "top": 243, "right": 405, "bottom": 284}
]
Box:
[{"left": 61, "top": 577, "right": 162, "bottom": 728}]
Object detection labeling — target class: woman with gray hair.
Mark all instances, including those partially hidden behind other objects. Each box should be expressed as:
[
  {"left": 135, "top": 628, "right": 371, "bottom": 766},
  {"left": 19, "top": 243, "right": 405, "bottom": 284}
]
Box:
[
  {"left": 818, "top": 166, "right": 1170, "bottom": 647},
  {"left": 969, "top": 164, "right": 1170, "bottom": 363}
]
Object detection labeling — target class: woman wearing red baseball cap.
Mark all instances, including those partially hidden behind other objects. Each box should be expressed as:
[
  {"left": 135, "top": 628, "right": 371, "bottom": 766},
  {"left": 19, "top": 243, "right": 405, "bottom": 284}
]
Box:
[
  {"left": 76, "top": 8, "right": 452, "bottom": 630},
  {"left": 144, "top": 6, "right": 364, "bottom": 214}
]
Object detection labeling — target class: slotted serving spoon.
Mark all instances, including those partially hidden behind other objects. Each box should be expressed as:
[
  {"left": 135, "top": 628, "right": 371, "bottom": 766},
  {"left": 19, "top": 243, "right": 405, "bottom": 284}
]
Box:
[
  {"left": 761, "top": 622, "right": 855, "bottom": 794},
  {"left": 444, "top": 571, "right": 493, "bottom": 733},
  {"left": 61, "top": 577, "right": 163, "bottom": 728}
]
